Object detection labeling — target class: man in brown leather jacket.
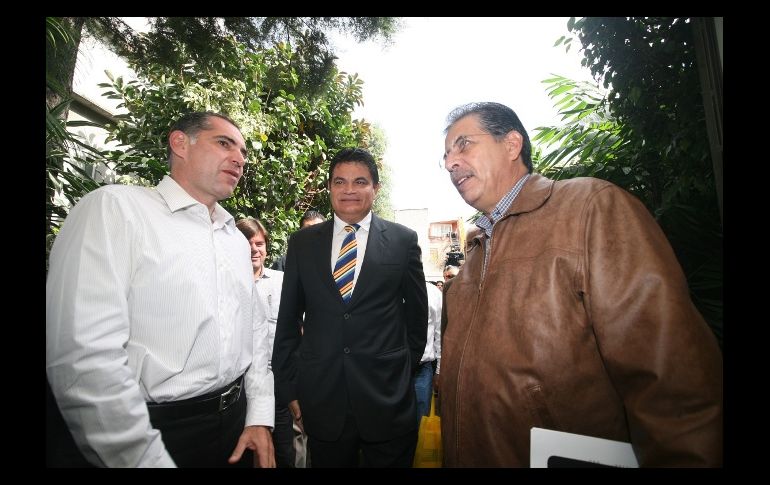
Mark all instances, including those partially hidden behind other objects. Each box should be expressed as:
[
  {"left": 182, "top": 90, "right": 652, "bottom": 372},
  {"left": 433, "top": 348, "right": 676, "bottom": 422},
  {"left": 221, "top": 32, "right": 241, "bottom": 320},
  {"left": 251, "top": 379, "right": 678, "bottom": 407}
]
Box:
[{"left": 438, "top": 102, "right": 722, "bottom": 467}]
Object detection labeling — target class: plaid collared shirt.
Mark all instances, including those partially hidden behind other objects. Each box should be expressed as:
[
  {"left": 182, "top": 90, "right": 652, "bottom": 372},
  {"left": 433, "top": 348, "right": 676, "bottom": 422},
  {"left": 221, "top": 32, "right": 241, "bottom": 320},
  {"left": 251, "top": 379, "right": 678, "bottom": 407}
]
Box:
[{"left": 475, "top": 173, "right": 531, "bottom": 275}]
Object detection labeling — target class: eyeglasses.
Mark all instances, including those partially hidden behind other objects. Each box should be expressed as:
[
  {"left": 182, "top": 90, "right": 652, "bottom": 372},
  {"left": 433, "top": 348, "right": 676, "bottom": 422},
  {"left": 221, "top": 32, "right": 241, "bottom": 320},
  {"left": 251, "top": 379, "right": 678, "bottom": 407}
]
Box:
[{"left": 440, "top": 133, "right": 495, "bottom": 169}]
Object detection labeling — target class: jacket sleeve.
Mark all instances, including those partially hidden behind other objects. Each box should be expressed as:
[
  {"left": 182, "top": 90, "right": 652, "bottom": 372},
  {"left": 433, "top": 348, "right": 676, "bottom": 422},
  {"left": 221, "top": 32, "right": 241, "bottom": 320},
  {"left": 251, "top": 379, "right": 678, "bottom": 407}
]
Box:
[
  {"left": 272, "top": 233, "right": 305, "bottom": 406},
  {"left": 402, "top": 229, "right": 428, "bottom": 372},
  {"left": 582, "top": 185, "right": 722, "bottom": 466}
]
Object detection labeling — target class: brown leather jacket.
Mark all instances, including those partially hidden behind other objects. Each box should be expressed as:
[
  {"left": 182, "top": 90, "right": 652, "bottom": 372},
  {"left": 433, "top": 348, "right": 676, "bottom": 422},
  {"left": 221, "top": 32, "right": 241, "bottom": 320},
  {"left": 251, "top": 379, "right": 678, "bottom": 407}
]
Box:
[{"left": 440, "top": 174, "right": 722, "bottom": 467}]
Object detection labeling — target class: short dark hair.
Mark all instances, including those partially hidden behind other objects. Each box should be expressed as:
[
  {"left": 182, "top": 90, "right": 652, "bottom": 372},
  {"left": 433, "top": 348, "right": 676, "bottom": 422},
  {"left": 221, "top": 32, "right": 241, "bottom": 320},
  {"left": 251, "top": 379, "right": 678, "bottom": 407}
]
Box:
[
  {"left": 236, "top": 217, "right": 269, "bottom": 248},
  {"left": 444, "top": 102, "right": 532, "bottom": 173},
  {"left": 167, "top": 111, "right": 240, "bottom": 165},
  {"left": 300, "top": 209, "right": 324, "bottom": 227},
  {"left": 328, "top": 147, "right": 380, "bottom": 186}
]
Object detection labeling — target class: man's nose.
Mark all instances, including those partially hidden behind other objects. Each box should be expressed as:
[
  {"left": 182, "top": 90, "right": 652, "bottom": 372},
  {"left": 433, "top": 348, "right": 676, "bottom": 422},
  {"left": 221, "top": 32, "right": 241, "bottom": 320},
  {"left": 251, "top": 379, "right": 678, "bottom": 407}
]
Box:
[
  {"left": 445, "top": 156, "right": 460, "bottom": 172},
  {"left": 233, "top": 151, "right": 245, "bottom": 168}
]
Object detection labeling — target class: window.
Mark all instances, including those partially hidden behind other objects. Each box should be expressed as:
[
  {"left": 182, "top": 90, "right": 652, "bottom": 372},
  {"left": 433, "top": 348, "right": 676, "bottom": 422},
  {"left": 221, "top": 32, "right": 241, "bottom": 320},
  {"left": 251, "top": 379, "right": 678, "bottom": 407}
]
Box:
[{"left": 430, "top": 223, "right": 453, "bottom": 238}]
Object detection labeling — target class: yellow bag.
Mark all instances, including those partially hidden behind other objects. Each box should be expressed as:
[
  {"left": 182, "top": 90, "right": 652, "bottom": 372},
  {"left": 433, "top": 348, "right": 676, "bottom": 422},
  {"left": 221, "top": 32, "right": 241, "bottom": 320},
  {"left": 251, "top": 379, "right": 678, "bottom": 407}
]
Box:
[{"left": 413, "top": 393, "right": 443, "bottom": 467}]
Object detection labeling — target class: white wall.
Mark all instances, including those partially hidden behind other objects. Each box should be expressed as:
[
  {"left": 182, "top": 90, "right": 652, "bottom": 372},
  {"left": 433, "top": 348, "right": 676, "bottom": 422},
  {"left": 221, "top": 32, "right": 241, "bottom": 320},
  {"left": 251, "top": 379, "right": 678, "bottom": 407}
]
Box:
[{"left": 394, "top": 208, "right": 443, "bottom": 279}]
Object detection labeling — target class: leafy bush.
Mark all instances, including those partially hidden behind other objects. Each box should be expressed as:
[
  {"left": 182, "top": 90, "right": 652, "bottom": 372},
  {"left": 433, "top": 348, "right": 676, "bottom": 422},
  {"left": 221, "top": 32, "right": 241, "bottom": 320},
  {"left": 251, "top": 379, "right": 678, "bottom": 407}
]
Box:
[{"left": 99, "top": 38, "right": 376, "bottom": 262}]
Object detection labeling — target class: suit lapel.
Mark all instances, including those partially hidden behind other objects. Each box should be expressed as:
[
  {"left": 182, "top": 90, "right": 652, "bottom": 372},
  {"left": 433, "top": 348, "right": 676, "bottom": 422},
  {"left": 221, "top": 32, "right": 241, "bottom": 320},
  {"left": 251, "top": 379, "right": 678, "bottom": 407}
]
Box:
[
  {"left": 314, "top": 221, "right": 341, "bottom": 299},
  {"left": 348, "top": 214, "right": 387, "bottom": 307}
]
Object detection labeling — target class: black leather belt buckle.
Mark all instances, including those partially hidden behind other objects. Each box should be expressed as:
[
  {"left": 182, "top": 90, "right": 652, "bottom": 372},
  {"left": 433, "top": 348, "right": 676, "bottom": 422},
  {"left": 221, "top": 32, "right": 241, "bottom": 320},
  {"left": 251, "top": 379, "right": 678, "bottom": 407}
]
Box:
[{"left": 218, "top": 380, "right": 242, "bottom": 412}]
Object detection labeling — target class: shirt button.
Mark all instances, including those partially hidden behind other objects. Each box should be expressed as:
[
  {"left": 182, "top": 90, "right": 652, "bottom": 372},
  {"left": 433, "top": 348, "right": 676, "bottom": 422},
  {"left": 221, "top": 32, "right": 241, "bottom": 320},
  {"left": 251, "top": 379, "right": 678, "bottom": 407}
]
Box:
[
  {"left": 344, "top": 347, "right": 350, "bottom": 354},
  {"left": 344, "top": 313, "right": 350, "bottom": 320}
]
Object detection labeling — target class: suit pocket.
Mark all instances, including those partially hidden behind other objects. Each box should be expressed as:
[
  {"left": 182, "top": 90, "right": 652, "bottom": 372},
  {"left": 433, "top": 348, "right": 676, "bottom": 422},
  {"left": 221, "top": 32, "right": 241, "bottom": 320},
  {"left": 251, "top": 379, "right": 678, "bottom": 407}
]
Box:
[{"left": 375, "top": 345, "right": 406, "bottom": 359}]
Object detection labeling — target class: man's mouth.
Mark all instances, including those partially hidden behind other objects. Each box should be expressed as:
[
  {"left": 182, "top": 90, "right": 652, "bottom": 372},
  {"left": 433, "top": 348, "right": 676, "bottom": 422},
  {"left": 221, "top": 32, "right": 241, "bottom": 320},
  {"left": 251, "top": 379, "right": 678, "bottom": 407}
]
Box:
[{"left": 451, "top": 172, "right": 472, "bottom": 187}]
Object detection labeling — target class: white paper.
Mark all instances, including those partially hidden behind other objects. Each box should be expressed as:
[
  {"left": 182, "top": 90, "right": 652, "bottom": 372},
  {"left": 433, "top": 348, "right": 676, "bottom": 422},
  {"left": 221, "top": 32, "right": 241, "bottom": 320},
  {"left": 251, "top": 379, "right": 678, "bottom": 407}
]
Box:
[{"left": 530, "top": 427, "right": 639, "bottom": 468}]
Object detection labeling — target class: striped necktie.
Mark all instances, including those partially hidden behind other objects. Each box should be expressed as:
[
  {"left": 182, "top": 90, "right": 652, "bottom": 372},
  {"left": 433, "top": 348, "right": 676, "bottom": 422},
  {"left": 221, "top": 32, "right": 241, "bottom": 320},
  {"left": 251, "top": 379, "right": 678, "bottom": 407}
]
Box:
[{"left": 333, "top": 224, "right": 360, "bottom": 303}]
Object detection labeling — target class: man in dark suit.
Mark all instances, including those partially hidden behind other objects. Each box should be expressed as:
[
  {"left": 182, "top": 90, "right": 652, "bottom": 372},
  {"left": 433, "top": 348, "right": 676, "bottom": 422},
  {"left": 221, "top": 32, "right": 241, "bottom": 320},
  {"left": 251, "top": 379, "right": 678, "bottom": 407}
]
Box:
[{"left": 272, "top": 147, "right": 428, "bottom": 467}]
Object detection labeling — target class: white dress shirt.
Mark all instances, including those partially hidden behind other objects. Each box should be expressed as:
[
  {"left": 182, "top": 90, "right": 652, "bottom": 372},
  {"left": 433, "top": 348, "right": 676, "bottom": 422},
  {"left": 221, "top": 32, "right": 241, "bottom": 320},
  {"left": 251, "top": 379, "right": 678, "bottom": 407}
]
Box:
[
  {"left": 420, "top": 282, "right": 443, "bottom": 373},
  {"left": 253, "top": 267, "right": 284, "bottom": 369},
  {"left": 330, "top": 211, "right": 372, "bottom": 298},
  {"left": 46, "top": 176, "right": 274, "bottom": 467}
]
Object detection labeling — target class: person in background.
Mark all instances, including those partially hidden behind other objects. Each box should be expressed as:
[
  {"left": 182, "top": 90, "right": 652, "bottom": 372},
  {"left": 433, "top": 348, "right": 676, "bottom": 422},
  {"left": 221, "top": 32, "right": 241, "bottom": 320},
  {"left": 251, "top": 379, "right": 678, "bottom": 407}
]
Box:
[
  {"left": 438, "top": 101, "right": 722, "bottom": 467},
  {"left": 414, "top": 281, "right": 442, "bottom": 427},
  {"left": 271, "top": 210, "right": 325, "bottom": 271},
  {"left": 237, "top": 217, "right": 300, "bottom": 468},
  {"left": 443, "top": 265, "right": 459, "bottom": 282},
  {"left": 46, "top": 112, "right": 275, "bottom": 467},
  {"left": 272, "top": 147, "right": 428, "bottom": 467},
  {"left": 435, "top": 281, "right": 444, "bottom": 291}
]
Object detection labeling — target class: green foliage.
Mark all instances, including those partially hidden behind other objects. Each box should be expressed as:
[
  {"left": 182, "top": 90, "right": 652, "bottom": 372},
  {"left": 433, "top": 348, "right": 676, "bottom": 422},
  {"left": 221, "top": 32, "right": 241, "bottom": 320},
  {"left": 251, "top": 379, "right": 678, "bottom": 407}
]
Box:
[
  {"left": 534, "top": 17, "right": 722, "bottom": 344},
  {"left": 99, "top": 37, "right": 372, "bottom": 264},
  {"left": 533, "top": 76, "right": 634, "bottom": 183},
  {"left": 83, "top": 17, "right": 398, "bottom": 99},
  {"left": 367, "top": 124, "right": 394, "bottom": 221},
  {"left": 46, "top": 17, "right": 106, "bottom": 266},
  {"left": 46, "top": 17, "right": 71, "bottom": 50},
  {"left": 46, "top": 17, "right": 399, "bottom": 270}
]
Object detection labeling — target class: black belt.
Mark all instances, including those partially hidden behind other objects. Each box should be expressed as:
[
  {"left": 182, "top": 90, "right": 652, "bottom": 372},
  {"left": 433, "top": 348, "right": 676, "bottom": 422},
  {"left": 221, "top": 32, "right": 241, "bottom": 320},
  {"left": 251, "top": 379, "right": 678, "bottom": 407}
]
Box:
[{"left": 146, "top": 375, "right": 244, "bottom": 421}]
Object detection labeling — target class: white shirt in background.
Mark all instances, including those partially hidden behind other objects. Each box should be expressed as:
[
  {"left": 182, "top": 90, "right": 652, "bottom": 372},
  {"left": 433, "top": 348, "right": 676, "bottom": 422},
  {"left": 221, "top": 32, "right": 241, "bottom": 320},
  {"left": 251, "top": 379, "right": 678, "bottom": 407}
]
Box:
[
  {"left": 421, "top": 282, "right": 443, "bottom": 373},
  {"left": 254, "top": 267, "right": 284, "bottom": 368}
]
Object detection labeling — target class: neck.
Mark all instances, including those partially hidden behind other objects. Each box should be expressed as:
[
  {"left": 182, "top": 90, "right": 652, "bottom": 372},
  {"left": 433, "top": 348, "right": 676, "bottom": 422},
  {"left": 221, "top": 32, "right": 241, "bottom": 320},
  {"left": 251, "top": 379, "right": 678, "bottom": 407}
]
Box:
[
  {"left": 337, "top": 211, "right": 369, "bottom": 226},
  {"left": 254, "top": 266, "right": 264, "bottom": 280},
  {"left": 169, "top": 173, "right": 218, "bottom": 216}
]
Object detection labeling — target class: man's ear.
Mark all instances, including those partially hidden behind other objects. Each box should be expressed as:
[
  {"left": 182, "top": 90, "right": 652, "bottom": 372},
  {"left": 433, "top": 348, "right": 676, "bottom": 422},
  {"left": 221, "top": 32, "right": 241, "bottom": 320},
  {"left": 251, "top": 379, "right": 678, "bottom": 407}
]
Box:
[
  {"left": 505, "top": 130, "right": 523, "bottom": 160},
  {"left": 168, "top": 130, "right": 187, "bottom": 161}
]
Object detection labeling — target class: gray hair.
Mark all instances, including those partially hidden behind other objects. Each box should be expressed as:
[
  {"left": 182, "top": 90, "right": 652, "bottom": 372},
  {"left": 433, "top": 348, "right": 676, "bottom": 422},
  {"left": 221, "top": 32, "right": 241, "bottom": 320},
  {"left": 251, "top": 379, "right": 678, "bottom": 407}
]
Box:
[{"left": 444, "top": 102, "right": 532, "bottom": 172}]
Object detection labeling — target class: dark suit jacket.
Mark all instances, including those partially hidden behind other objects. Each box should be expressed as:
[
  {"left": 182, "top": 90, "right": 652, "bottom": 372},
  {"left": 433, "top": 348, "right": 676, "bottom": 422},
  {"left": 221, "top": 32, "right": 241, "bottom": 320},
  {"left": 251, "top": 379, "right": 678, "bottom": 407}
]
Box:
[{"left": 272, "top": 214, "right": 428, "bottom": 442}]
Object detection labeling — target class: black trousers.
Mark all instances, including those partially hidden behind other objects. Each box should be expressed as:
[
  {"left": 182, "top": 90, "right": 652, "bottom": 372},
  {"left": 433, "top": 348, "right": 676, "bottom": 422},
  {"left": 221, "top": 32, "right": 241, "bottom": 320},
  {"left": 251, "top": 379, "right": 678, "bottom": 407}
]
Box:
[
  {"left": 46, "top": 379, "right": 252, "bottom": 468},
  {"left": 307, "top": 412, "right": 417, "bottom": 468},
  {"left": 149, "top": 387, "right": 252, "bottom": 468}
]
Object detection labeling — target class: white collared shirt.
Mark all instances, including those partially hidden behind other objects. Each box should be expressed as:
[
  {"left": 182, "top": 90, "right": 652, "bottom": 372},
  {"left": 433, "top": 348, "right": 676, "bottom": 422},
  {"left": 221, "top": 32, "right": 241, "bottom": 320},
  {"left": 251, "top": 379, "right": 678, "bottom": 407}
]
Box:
[
  {"left": 330, "top": 211, "right": 372, "bottom": 298},
  {"left": 421, "top": 282, "right": 443, "bottom": 372},
  {"left": 46, "top": 175, "right": 274, "bottom": 467},
  {"left": 253, "top": 267, "right": 284, "bottom": 369}
]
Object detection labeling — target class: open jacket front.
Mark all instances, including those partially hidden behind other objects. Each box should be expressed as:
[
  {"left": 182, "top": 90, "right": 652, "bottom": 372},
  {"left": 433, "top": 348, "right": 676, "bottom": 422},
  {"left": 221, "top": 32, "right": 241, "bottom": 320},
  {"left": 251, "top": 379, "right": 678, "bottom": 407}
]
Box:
[{"left": 441, "top": 174, "right": 723, "bottom": 467}]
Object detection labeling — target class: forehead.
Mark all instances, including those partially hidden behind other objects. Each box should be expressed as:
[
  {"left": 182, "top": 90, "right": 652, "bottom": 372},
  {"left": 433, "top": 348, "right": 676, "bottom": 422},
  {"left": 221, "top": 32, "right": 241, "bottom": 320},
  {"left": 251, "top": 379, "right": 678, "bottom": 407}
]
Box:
[
  {"left": 332, "top": 161, "right": 372, "bottom": 180},
  {"left": 445, "top": 115, "right": 482, "bottom": 142},
  {"left": 249, "top": 231, "right": 266, "bottom": 242},
  {"left": 206, "top": 117, "right": 245, "bottom": 143}
]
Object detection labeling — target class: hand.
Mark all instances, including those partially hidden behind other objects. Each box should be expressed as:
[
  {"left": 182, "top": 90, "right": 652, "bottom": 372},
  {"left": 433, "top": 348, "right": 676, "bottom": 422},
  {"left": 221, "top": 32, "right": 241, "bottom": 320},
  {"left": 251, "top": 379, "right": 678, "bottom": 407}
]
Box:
[
  {"left": 433, "top": 373, "right": 440, "bottom": 393},
  {"left": 289, "top": 399, "right": 304, "bottom": 434},
  {"left": 228, "top": 425, "right": 275, "bottom": 468}
]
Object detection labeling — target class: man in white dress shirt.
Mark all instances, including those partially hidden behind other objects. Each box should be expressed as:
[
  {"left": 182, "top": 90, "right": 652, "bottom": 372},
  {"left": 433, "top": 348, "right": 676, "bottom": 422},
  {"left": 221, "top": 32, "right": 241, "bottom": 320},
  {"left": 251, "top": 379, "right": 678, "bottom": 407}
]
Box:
[{"left": 46, "top": 112, "right": 276, "bottom": 467}]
